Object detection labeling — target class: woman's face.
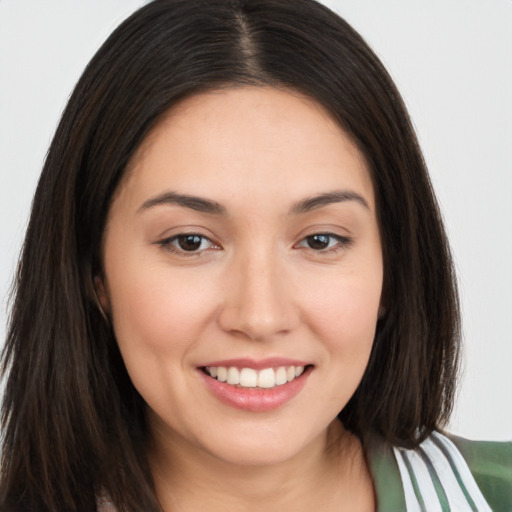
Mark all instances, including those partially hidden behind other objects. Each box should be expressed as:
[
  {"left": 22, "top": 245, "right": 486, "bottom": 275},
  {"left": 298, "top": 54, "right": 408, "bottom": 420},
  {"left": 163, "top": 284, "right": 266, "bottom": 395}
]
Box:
[{"left": 99, "top": 87, "right": 383, "bottom": 466}]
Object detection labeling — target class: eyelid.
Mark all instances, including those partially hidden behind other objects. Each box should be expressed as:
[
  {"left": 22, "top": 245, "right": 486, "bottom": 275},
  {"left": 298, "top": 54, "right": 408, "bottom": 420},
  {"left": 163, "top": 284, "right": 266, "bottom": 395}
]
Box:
[
  {"left": 294, "top": 232, "right": 353, "bottom": 252},
  {"left": 156, "top": 232, "right": 221, "bottom": 256}
]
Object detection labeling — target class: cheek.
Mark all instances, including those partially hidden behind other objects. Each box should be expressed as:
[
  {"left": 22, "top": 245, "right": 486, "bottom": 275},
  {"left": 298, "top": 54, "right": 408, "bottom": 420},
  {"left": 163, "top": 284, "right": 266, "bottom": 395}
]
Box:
[
  {"left": 300, "top": 275, "right": 382, "bottom": 410},
  {"left": 300, "top": 269, "right": 382, "bottom": 361},
  {"left": 104, "top": 261, "right": 222, "bottom": 414},
  {"left": 307, "top": 271, "right": 381, "bottom": 330},
  {"left": 105, "top": 258, "right": 219, "bottom": 362}
]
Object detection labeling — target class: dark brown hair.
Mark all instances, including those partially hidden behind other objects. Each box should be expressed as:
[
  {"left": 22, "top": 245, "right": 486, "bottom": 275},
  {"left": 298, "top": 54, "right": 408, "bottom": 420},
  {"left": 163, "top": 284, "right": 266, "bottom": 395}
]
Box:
[{"left": 0, "top": 0, "right": 460, "bottom": 510}]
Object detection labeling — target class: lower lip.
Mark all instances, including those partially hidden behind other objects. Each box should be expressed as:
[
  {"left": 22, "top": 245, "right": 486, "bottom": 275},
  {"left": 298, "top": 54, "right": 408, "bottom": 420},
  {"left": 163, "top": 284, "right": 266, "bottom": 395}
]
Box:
[{"left": 199, "top": 368, "right": 311, "bottom": 412}]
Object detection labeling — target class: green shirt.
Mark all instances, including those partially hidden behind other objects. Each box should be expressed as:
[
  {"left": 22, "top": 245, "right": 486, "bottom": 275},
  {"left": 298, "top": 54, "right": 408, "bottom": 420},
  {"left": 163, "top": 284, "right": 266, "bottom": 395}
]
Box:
[
  {"left": 367, "top": 431, "right": 512, "bottom": 511},
  {"left": 97, "top": 431, "right": 512, "bottom": 511}
]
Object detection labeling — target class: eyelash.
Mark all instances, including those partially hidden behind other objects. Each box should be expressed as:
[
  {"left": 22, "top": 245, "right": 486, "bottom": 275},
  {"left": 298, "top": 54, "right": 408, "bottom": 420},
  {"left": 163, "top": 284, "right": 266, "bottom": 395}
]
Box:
[
  {"left": 157, "top": 233, "right": 219, "bottom": 256},
  {"left": 295, "top": 233, "right": 353, "bottom": 253},
  {"left": 157, "top": 232, "right": 352, "bottom": 256}
]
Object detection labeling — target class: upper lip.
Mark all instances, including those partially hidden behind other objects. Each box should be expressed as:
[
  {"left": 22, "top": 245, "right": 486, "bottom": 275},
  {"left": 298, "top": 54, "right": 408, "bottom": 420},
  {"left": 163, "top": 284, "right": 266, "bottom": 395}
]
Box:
[{"left": 199, "top": 357, "right": 312, "bottom": 370}]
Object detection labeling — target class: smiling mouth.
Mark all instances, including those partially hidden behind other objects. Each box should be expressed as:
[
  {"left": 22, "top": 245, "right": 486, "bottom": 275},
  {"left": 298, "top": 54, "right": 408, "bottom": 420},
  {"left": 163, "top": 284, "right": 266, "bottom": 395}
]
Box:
[{"left": 201, "top": 365, "right": 311, "bottom": 389}]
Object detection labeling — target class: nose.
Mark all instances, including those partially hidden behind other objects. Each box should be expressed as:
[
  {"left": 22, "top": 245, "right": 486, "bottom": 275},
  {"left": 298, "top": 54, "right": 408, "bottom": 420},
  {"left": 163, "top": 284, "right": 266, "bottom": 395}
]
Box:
[{"left": 217, "top": 249, "right": 298, "bottom": 341}]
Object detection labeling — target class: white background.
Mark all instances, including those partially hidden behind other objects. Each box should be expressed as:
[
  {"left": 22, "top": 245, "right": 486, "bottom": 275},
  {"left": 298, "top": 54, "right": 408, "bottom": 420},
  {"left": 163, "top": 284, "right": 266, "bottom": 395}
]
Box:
[{"left": 0, "top": 0, "right": 511, "bottom": 441}]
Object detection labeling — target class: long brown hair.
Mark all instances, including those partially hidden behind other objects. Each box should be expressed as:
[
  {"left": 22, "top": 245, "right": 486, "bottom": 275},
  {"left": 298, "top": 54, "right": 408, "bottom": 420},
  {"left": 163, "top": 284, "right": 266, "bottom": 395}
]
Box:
[{"left": 1, "top": 1, "right": 460, "bottom": 510}]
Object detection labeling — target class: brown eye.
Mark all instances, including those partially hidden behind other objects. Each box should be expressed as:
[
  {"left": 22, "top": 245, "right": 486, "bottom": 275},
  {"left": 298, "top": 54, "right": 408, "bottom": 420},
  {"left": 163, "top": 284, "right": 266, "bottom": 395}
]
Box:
[
  {"left": 177, "top": 234, "right": 204, "bottom": 251},
  {"left": 305, "top": 234, "right": 331, "bottom": 250},
  {"left": 296, "top": 233, "right": 353, "bottom": 252},
  {"left": 158, "top": 233, "right": 218, "bottom": 254}
]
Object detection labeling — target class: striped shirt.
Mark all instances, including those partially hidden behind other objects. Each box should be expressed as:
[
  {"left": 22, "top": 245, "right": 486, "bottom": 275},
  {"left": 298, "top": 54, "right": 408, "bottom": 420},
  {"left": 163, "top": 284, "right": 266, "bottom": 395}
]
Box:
[
  {"left": 98, "top": 432, "right": 512, "bottom": 511},
  {"left": 368, "top": 432, "right": 512, "bottom": 511}
]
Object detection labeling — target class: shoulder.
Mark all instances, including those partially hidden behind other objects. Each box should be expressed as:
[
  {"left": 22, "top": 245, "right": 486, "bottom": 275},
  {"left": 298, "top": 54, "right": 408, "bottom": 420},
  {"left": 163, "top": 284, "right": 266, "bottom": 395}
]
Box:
[
  {"left": 448, "top": 433, "right": 512, "bottom": 511},
  {"left": 367, "top": 431, "right": 512, "bottom": 512}
]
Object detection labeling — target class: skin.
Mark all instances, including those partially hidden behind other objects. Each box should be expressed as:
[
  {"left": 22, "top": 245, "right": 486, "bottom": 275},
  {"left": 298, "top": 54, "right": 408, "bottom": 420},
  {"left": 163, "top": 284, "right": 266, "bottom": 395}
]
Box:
[{"left": 99, "top": 86, "right": 383, "bottom": 511}]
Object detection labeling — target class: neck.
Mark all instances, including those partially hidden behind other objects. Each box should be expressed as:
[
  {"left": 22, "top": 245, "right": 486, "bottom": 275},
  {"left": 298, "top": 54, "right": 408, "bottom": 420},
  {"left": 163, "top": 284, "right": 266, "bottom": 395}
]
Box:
[{"left": 148, "top": 418, "right": 375, "bottom": 512}]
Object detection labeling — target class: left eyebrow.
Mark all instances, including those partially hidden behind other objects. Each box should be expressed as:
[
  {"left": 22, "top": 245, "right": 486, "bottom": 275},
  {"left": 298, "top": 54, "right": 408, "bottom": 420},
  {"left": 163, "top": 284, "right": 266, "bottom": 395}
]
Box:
[
  {"left": 138, "top": 191, "right": 227, "bottom": 215},
  {"left": 289, "top": 190, "right": 370, "bottom": 215}
]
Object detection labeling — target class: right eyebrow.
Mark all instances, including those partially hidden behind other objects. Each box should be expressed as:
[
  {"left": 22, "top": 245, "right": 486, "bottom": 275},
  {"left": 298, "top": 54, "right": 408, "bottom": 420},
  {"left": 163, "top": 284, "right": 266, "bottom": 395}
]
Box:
[
  {"left": 290, "top": 190, "right": 370, "bottom": 215},
  {"left": 137, "top": 191, "right": 227, "bottom": 215}
]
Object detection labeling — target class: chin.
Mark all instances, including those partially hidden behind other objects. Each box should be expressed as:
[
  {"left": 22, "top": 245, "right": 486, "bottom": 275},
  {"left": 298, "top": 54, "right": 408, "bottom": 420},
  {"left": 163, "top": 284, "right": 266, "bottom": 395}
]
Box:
[
  {"left": 194, "top": 417, "right": 327, "bottom": 468},
  {"left": 209, "top": 439, "right": 308, "bottom": 467}
]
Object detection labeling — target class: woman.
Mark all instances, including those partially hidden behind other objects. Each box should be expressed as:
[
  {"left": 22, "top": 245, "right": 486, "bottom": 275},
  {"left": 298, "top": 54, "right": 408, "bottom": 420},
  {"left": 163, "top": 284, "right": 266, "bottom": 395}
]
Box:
[{"left": 1, "top": 0, "right": 510, "bottom": 511}]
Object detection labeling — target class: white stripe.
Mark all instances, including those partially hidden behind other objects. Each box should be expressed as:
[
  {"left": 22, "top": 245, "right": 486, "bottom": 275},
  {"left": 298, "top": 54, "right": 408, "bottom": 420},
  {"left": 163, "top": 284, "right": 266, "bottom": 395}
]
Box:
[
  {"left": 401, "top": 447, "right": 443, "bottom": 512},
  {"left": 432, "top": 432, "right": 492, "bottom": 511},
  {"left": 393, "top": 446, "right": 424, "bottom": 512},
  {"left": 421, "top": 437, "right": 475, "bottom": 510}
]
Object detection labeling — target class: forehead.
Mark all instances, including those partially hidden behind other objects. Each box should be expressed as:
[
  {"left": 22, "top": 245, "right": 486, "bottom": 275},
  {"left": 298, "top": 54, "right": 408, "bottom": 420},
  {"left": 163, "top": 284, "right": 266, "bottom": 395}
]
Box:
[{"left": 117, "top": 86, "right": 375, "bottom": 213}]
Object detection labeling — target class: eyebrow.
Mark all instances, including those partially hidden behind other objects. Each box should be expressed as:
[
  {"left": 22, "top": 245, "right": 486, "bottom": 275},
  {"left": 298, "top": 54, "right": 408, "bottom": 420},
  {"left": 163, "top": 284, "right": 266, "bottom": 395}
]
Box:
[
  {"left": 138, "top": 189, "right": 370, "bottom": 216},
  {"left": 138, "top": 191, "right": 226, "bottom": 215},
  {"left": 290, "top": 190, "right": 370, "bottom": 214}
]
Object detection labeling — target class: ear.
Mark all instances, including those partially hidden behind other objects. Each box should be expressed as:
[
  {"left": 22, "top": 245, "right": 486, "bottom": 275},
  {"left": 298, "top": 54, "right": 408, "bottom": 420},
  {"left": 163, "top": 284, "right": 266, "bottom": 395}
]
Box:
[
  {"left": 378, "top": 304, "right": 387, "bottom": 319},
  {"left": 94, "top": 275, "right": 110, "bottom": 315}
]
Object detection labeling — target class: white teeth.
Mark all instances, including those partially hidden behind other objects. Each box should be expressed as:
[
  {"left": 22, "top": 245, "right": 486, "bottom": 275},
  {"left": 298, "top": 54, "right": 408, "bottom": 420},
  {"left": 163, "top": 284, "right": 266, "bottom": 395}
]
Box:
[
  {"left": 258, "top": 368, "right": 276, "bottom": 388},
  {"left": 239, "top": 368, "right": 258, "bottom": 387},
  {"left": 227, "top": 367, "right": 240, "bottom": 385},
  {"left": 205, "top": 365, "right": 307, "bottom": 389},
  {"left": 275, "top": 367, "right": 287, "bottom": 385},
  {"left": 217, "top": 366, "right": 227, "bottom": 382}
]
